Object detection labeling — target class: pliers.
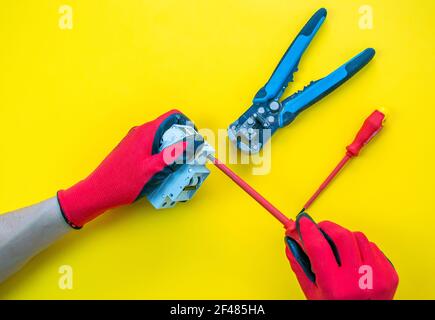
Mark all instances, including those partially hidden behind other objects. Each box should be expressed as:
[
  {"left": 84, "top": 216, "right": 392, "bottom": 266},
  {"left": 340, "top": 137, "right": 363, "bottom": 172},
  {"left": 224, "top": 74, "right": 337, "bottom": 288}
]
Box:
[{"left": 228, "top": 8, "right": 375, "bottom": 153}]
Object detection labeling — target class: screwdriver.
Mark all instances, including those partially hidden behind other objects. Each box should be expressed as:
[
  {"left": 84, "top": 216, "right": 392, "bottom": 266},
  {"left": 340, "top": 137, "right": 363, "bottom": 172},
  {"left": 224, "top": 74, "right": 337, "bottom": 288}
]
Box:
[
  {"left": 208, "top": 155, "right": 292, "bottom": 228},
  {"left": 207, "top": 109, "right": 385, "bottom": 228},
  {"left": 303, "top": 109, "right": 386, "bottom": 210}
]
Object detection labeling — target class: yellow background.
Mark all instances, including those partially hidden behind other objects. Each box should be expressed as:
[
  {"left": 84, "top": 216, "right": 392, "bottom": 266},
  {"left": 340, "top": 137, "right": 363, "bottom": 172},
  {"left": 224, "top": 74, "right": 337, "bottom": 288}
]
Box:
[{"left": 0, "top": 0, "right": 434, "bottom": 299}]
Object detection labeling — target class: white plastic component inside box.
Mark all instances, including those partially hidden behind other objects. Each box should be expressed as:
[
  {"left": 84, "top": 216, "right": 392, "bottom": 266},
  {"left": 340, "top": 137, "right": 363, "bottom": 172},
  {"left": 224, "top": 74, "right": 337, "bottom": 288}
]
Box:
[{"left": 145, "top": 124, "right": 214, "bottom": 209}]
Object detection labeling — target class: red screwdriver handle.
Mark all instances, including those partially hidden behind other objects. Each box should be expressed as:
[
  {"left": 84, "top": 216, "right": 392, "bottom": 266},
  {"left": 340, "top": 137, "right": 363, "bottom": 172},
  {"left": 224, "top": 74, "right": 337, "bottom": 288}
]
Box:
[
  {"left": 346, "top": 110, "right": 385, "bottom": 157},
  {"left": 304, "top": 109, "right": 386, "bottom": 210}
]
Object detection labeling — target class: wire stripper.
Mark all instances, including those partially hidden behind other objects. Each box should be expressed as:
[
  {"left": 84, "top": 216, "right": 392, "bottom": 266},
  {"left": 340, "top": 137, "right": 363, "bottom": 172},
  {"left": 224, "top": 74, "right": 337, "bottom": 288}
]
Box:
[{"left": 228, "top": 8, "right": 376, "bottom": 153}]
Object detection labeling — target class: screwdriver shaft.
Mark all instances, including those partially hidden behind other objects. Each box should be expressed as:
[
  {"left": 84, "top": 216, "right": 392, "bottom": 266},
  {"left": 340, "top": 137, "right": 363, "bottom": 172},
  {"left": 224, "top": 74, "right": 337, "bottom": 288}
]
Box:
[
  {"left": 209, "top": 156, "right": 291, "bottom": 227},
  {"left": 303, "top": 154, "right": 351, "bottom": 210}
]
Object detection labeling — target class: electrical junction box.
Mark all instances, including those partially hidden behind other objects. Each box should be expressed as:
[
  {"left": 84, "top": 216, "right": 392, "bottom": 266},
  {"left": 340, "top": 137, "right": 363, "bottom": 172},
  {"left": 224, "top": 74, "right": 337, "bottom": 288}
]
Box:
[{"left": 145, "top": 124, "right": 214, "bottom": 209}]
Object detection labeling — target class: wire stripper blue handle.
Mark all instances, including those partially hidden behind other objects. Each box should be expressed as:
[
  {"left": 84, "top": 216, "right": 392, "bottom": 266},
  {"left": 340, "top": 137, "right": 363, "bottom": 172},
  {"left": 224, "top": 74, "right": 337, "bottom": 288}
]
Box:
[
  {"left": 279, "top": 48, "right": 376, "bottom": 127},
  {"left": 253, "top": 8, "right": 327, "bottom": 104}
]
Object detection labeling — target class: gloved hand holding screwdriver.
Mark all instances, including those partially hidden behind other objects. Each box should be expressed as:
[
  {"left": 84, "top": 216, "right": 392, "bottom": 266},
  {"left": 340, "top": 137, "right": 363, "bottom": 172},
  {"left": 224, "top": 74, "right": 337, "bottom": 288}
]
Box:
[
  {"left": 285, "top": 212, "right": 398, "bottom": 300},
  {"left": 0, "top": 110, "right": 398, "bottom": 300},
  {"left": 212, "top": 109, "right": 399, "bottom": 300}
]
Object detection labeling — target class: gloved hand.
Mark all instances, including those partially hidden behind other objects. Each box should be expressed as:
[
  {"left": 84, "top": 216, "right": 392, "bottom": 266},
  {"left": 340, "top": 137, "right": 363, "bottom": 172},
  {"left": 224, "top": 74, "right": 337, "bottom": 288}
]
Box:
[
  {"left": 57, "top": 110, "right": 189, "bottom": 228},
  {"left": 285, "top": 212, "right": 399, "bottom": 300}
]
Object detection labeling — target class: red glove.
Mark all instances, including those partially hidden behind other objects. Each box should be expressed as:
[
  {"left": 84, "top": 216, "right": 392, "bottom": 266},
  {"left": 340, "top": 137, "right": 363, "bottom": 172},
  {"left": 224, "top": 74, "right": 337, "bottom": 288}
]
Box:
[
  {"left": 285, "top": 212, "right": 399, "bottom": 300},
  {"left": 57, "top": 110, "right": 189, "bottom": 228}
]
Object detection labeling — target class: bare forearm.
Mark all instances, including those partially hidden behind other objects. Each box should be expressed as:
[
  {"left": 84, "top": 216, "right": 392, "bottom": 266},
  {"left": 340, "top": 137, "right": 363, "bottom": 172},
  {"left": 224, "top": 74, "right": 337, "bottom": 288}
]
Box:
[{"left": 0, "top": 197, "right": 71, "bottom": 283}]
